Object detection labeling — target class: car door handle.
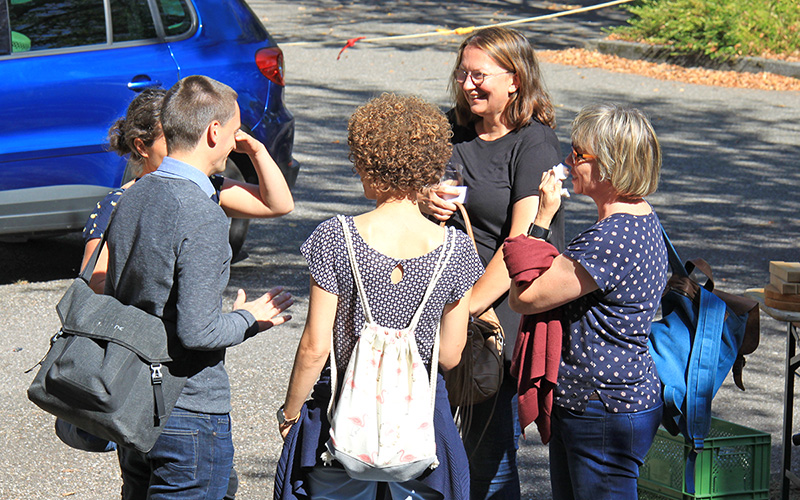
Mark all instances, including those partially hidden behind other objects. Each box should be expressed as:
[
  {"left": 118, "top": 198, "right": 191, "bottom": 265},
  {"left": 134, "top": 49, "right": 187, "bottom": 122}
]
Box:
[{"left": 127, "top": 78, "right": 162, "bottom": 91}]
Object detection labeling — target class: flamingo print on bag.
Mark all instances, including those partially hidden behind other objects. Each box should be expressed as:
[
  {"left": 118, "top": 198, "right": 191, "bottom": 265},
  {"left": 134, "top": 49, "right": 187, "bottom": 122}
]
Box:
[
  {"left": 323, "top": 218, "right": 453, "bottom": 480},
  {"left": 343, "top": 372, "right": 357, "bottom": 389},
  {"left": 348, "top": 414, "right": 368, "bottom": 428},
  {"left": 398, "top": 450, "right": 416, "bottom": 463}
]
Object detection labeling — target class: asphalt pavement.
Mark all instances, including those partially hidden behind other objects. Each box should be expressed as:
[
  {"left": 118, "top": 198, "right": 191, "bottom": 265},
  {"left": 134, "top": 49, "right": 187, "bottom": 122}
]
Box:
[{"left": 1, "top": 1, "right": 799, "bottom": 498}]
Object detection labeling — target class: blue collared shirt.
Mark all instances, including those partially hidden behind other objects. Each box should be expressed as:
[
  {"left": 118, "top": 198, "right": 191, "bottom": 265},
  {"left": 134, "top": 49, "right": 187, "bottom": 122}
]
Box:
[{"left": 153, "top": 156, "right": 216, "bottom": 199}]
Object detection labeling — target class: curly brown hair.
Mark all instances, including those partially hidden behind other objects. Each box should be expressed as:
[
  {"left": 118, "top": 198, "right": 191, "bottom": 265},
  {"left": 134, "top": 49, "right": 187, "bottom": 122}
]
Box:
[{"left": 348, "top": 93, "right": 452, "bottom": 197}]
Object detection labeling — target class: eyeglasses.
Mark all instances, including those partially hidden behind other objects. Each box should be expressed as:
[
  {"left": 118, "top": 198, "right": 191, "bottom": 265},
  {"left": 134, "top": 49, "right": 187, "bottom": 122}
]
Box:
[
  {"left": 571, "top": 145, "right": 596, "bottom": 163},
  {"left": 454, "top": 68, "right": 513, "bottom": 86}
]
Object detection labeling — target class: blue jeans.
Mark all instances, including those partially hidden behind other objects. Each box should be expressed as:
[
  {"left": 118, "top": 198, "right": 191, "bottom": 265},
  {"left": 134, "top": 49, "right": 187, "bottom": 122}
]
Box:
[
  {"left": 549, "top": 400, "right": 663, "bottom": 500},
  {"left": 462, "top": 370, "right": 521, "bottom": 500},
  {"left": 118, "top": 408, "right": 235, "bottom": 500},
  {"left": 306, "top": 467, "right": 442, "bottom": 500},
  {"left": 54, "top": 418, "right": 117, "bottom": 452}
]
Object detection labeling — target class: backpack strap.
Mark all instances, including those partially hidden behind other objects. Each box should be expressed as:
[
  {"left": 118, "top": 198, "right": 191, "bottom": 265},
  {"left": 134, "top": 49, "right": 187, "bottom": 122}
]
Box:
[
  {"left": 416, "top": 227, "right": 457, "bottom": 411},
  {"left": 407, "top": 227, "right": 456, "bottom": 331},
  {"left": 660, "top": 225, "right": 727, "bottom": 494},
  {"left": 660, "top": 225, "right": 689, "bottom": 279},
  {"left": 330, "top": 216, "right": 457, "bottom": 421},
  {"left": 683, "top": 286, "right": 726, "bottom": 493},
  {"left": 338, "top": 215, "right": 375, "bottom": 323}
]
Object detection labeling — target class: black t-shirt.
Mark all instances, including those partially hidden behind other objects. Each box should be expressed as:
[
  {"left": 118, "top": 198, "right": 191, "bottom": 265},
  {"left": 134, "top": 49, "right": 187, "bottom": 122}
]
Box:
[
  {"left": 447, "top": 115, "right": 566, "bottom": 354},
  {"left": 449, "top": 116, "right": 566, "bottom": 262}
]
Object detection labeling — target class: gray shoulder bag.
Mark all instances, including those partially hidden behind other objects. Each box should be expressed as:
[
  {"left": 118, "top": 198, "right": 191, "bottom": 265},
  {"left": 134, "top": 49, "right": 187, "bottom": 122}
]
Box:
[{"left": 27, "top": 222, "right": 187, "bottom": 453}]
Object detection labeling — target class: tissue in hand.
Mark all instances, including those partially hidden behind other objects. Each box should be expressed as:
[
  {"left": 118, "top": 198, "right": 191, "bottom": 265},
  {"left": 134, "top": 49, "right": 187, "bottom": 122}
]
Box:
[
  {"left": 551, "top": 163, "right": 570, "bottom": 198},
  {"left": 552, "top": 163, "right": 569, "bottom": 181}
]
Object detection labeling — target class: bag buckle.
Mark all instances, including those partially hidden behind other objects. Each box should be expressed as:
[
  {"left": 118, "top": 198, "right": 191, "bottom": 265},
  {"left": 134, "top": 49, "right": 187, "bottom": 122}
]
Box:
[
  {"left": 150, "top": 363, "right": 163, "bottom": 385},
  {"left": 50, "top": 329, "right": 63, "bottom": 344}
]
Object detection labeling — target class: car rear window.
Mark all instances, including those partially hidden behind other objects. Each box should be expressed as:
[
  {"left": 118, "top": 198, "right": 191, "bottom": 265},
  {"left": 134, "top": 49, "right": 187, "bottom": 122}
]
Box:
[
  {"left": 9, "top": 0, "right": 106, "bottom": 52},
  {"left": 155, "top": 0, "right": 192, "bottom": 37},
  {"left": 5, "top": 0, "right": 178, "bottom": 53},
  {"left": 111, "top": 0, "right": 158, "bottom": 42}
]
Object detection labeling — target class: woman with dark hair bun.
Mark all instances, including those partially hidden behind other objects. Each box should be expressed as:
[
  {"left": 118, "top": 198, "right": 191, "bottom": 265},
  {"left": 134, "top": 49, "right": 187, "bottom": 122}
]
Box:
[
  {"left": 418, "top": 27, "right": 566, "bottom": 500},
  {"left": 80, "top": 86, "right": 293, "bottom": 293},
  {"left": 106, "top": 87, "right": 167, "bottom": 176}
]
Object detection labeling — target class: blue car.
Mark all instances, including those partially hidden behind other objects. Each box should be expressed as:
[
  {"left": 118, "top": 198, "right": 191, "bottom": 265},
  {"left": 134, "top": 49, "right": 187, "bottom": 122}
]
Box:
[{"left": 0, "top": 0, "right": 297, "bottom": 253}]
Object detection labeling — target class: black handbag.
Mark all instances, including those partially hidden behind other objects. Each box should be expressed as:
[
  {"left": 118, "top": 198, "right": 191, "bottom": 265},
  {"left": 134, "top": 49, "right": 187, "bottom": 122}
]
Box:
[
  {"left": 442, "top": 203, "right": 505, "bottom": 410},
  {"left": 27, "top": 227, "right": 187, "bottom": 453}
]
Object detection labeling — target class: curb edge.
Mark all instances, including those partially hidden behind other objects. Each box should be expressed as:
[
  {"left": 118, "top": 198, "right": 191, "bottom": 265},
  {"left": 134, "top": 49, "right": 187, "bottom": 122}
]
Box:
[{"left": 584, "top": 39, "right": 800, "bottom": 80}]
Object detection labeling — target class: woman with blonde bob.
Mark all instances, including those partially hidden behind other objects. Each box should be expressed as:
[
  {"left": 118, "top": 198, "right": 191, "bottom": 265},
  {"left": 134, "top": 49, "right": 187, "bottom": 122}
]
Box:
[
  {"left": 505, "top": 103, "right": 667, "bottom": 500},
  {"left": 275, "top": 93, "right": 483, "bottom": 500}
]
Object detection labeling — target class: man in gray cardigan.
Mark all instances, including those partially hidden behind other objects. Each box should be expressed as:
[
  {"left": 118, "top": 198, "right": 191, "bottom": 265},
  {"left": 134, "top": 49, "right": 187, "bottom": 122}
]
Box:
[{"left": 105, "top": 75, "right": 293, "bottom": 499}]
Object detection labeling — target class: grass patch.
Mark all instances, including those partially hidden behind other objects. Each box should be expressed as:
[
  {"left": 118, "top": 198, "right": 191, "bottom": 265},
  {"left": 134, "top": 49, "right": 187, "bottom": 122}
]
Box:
[{"left": 610, "top": 0, "right": 800, "bottom": 60}]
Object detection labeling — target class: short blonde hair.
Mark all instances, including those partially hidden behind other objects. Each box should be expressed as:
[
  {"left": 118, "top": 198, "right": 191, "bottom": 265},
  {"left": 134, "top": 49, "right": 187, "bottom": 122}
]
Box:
[
  {"left": 348, "top": 93, "right": 452, "bottom": 197},
  {"left": 571, "top": 104, "right": 661, "bottom": 198}
]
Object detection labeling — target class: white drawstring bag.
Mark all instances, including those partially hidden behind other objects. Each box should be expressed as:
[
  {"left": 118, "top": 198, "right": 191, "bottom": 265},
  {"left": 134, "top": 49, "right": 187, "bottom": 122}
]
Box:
[{"left": 321, "top": 216, "right": 455, "bottom": 482}]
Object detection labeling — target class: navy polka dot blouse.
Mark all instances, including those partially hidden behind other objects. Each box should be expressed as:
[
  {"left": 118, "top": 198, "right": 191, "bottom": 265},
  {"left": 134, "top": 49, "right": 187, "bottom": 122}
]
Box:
[{"left": 557, "top": 209, "right": 668, "bottom": 413}]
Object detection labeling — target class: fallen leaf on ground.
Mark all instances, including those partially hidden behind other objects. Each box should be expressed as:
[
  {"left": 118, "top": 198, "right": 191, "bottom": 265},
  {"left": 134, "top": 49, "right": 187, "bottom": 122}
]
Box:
[{"left": 538, "top": 48, "right": 800, "bottom": 92}]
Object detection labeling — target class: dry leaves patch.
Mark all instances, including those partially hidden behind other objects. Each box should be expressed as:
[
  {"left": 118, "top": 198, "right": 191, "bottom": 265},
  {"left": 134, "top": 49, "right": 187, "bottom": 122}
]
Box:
[{"left": 538, "top": 48, "right": 800, "bottom": 92}]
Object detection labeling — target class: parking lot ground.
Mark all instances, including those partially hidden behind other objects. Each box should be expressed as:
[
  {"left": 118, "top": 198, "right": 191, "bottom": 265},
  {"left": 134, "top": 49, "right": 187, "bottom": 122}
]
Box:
[{"left": 2, "top": 1, "right": 799, "bottom": 498}]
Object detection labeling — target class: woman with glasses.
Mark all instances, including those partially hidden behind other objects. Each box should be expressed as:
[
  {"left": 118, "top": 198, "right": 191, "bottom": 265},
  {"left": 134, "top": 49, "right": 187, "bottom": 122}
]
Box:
[
  {"left": 418, "top": 26, "right": 564, "bottom": 500},
  {"left": 505, "top": 104, "right": 667, "bottom": 500}
]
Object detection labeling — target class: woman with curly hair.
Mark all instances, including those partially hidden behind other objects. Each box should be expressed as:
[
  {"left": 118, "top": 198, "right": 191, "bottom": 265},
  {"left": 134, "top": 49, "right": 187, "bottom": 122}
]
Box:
[
  {"left": 274, "top": 93, "right": 484, "bottom": 500},
  {"left": 418, "top": 27, "right": 565, "bottom": 500}
]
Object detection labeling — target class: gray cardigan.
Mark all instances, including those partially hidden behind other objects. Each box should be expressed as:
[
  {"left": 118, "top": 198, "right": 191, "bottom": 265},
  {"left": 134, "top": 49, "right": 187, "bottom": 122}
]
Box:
[{"left": 105, "top": 166, "right": 257, "bottom": 414}]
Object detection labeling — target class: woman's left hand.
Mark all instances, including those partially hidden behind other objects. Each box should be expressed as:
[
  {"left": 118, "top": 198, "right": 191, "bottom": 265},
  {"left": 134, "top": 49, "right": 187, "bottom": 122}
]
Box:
[
  {"left": 233, "top": 129, "right": 267, "bottom": 157},
  {"left": 536, "top": 170, "right": 563, "bottom": 227},
  {"left": 279, "top": 422, "right": 293, "bottom": 440}
]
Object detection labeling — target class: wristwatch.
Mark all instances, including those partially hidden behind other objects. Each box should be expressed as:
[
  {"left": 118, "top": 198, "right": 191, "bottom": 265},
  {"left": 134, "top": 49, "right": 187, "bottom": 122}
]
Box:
[
  {"left": 276, "top": 405, "right": 300, "bottom": 427},
  {"left": 527, "top": 223, "right": 550, "bottom": 241}
]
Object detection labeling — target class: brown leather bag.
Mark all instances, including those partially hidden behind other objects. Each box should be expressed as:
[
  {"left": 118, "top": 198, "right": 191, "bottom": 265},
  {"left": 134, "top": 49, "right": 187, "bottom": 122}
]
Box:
[{"left": 442, "top": 203, "right": 505, "bottom": 410}]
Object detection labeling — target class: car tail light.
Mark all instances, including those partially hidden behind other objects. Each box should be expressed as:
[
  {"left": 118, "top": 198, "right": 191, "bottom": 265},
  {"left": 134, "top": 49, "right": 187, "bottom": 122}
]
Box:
[{"left": 256, "top": 47, "right": 285, "bottom": 86}]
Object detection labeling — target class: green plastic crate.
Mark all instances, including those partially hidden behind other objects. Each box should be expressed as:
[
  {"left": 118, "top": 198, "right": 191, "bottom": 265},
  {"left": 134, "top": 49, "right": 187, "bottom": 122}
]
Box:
[{"left": 637, "top": 418, "right": 770, "bottom": 500}]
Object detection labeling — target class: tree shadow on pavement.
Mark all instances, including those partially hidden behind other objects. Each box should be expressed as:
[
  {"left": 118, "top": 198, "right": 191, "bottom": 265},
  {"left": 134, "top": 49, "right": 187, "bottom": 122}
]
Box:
[{"left": 257, "top": 0, "right": 629, "bottom": 53}]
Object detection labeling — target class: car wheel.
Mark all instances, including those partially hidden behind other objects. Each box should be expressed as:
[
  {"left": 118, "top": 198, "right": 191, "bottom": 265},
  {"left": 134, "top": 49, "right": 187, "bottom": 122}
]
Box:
[{"left": 222, "top": 158, "right": 251, "bottom": 257}]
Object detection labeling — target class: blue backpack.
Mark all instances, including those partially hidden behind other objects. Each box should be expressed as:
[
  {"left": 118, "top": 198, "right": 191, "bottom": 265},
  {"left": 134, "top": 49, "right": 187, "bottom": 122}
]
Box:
[{"left": 648, "top": 228, "right": 759, "bottom": 492}]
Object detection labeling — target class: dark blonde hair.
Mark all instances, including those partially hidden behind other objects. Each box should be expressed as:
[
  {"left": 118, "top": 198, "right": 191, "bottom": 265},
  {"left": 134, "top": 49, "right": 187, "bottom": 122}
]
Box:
[
  {"left": 348, "top": 93, "right": 452, "bottom": 197},
  {"left": 450, "top": 27, "right": 555, "bottom": 130},
  {"left": 107, "top": 87, "right": 166, "bottom": 176},
  {"left": 571, "top": 104, "right": 661, "bottom": 198}
]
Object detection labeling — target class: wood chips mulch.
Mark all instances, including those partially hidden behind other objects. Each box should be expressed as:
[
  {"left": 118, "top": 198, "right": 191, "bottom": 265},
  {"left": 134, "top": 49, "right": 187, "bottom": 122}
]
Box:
[{"left": 538, "top": 48, "right": 800, "bottom": 92}]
